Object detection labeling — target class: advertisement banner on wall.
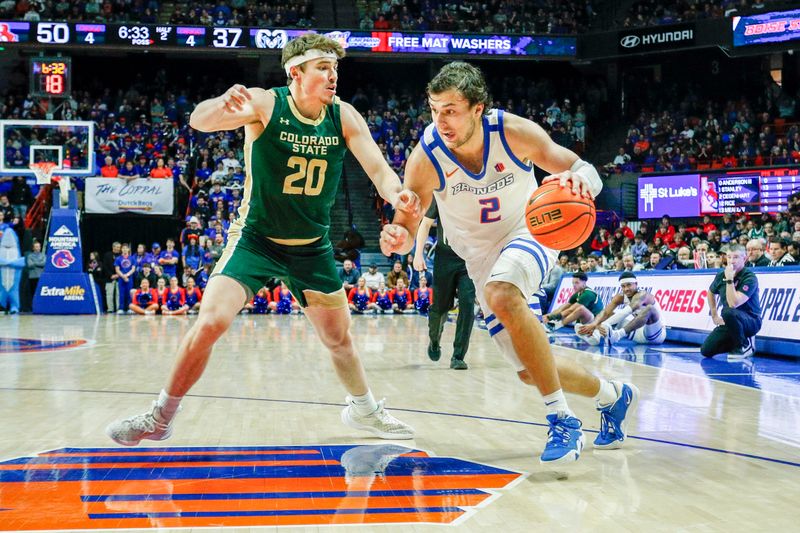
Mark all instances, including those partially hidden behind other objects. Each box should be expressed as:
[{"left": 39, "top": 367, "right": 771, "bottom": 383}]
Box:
[
  {"left": 732, "top": 9, "right": 800, "bottom": 47},
  {"left": 637, "top": 174, "right": 700, "bottom": 219},
  {"left": 550, "top": 269, "right": 800, "bottom": 341},
  {"left": 618, "top": 22, "right": 695, "bottom": 53},
  {"left": 85, "top": 178, "right": 174, "bottom": 215}
]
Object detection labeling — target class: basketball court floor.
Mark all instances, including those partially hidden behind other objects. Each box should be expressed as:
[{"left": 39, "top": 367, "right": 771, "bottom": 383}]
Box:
[{"left": 1, "top": 313, "right": 798, "bottom": 532}]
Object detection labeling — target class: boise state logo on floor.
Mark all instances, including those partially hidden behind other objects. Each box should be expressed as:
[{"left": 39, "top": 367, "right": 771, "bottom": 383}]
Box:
[
  {"left": 0, "top": 445, "right": 523, "bottom": 529},
  {"left": 0, "top": 338, "right": 87, "bottom": 354}
]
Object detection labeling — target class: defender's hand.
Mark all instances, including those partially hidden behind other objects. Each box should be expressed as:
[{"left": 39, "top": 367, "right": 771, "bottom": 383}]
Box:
[
  {"left": 392, "top": 189, "right": 421, "bottom": 217},
  {"left": 221, "top": 85, "right": 252, "bottom": 113}
]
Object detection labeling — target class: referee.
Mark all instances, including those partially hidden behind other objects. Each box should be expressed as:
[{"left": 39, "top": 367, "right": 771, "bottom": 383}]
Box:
[{"left": 413, "top": 199, "right": 475, "bottom": 370}]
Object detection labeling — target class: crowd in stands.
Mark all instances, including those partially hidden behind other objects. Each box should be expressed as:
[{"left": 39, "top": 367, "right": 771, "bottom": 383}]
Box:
[
  {"left": 4, "top": 0, "right": 796, "bottom": 34},
  {"left": 356, "top": 0, "right": 595, "bottom": 34},
  {"left": 2, "top": 0, "right": 159, "bottom": 22},
  {"left": 1, "top": 0, "right": 314, "bottom": 27},
  {"left": 168, "top": 0, "right": 314, "bottom": 28},
  {"left": 607, "top": 78, "right": 800, "bottom": 172},
  {"left": 622, "top": 0, "right": 787, "bottom": 28}
]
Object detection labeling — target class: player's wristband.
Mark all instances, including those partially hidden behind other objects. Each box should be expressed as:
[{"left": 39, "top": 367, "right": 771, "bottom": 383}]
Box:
[
  {"left": 725, "top": 280, "right": 734, "bottom": 284},
  {"left": 570, "top": 159, "right": 603, "bottom": 198}
]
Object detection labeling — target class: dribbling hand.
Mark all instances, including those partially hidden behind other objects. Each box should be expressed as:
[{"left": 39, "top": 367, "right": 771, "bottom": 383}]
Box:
[
  {"left": 380, "top": 224, "right": 409, "bottom": 256},
  {"left": 220, "top": 85, "right": 252, "bottom": 113},
  {"left": 542, "top": 170, "right": 594, "bottom": 199}
]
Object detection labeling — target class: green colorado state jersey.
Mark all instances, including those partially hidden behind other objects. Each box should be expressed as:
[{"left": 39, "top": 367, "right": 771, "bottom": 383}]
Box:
[{"left": 240, "top": 86, "right": 346, "bottom": 239}]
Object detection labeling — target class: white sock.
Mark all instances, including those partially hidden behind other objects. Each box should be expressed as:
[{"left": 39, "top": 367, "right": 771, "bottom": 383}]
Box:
[
  {"left": 350, "top": 389, "right": 378, "bottom": 416},
  {"left": 156, "top": 389, "right": 182, "bottom": 422},
  {"left": 593, "top": 380, "right": 619, "bottom": 407},
  {"left": 542, "top": 389, "right": 571, "bottom": 416}
]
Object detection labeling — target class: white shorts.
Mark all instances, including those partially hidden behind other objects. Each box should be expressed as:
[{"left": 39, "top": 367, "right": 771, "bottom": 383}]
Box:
[
  {"left": 622, "top": 315, "right": 666, "bottom": 344},
  {"left": 467, "top": 231, "right": 557, "bottom": 342}
]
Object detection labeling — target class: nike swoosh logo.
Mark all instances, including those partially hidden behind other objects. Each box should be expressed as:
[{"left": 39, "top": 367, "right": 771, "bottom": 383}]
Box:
[
  {"left": 445, "top": 168, "right": 458, "bottom": 178},
  {"left": 490, "top": 272, "right": 509, "bottom": 277}
]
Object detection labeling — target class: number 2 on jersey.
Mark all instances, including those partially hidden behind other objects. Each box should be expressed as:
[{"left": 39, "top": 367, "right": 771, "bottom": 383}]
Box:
[
  {"left": 479, "top": 197, "right": 501, "bottom": 223},
  {"left": 283, "top": 156, "right": 327, "bottom": 196}
]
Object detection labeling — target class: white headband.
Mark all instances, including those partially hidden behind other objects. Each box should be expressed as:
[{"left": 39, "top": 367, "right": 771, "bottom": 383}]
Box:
[
  {"left": 284, "top": 49, "right": 338, "bottom": 76},
  {"left": 619, "top": 278, "right": 637, "bottom": 287}
]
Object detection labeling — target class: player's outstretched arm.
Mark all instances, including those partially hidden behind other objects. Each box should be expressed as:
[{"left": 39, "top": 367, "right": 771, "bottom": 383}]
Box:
[
  {"left": 502, "top": 112, "right": 602, "bottom": 199},
  {"left": 190, "top": 85, "right": 273, "bottom": 132},
  {"left": 379, "top": 145, "right": 439, "bottom": 256}
]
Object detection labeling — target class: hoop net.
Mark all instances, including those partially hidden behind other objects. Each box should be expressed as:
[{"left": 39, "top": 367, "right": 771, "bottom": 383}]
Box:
[
  {"left": 29, "top": 162, "right": 70, "bottom": 207},
  {"left": 30, "top": 161, "right": 59, "bottom": 185}
]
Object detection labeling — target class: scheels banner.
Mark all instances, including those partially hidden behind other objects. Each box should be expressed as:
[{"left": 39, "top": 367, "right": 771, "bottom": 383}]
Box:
[
  {"left": 85, "top": 178, "right": 174, "bottom": 215},
  {"left": 550, "top": 269, "right": 800, "bottom": 341}
]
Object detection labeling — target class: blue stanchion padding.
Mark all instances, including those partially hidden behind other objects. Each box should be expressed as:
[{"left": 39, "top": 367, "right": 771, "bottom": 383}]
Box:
[
  {"left": 33, "top": 272, "right": 100, "bottom": 314},
  {"left": 44, "top": 209, "right": 83, "bottom": 274}
]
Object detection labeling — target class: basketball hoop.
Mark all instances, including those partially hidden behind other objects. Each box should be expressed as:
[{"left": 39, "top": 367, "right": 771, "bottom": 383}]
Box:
[
  {"left": 30, "top": 161, "right": 59, "bottom": 185},
  {"left": 30, "top": 161, "right": 70, "bottom": 207}
]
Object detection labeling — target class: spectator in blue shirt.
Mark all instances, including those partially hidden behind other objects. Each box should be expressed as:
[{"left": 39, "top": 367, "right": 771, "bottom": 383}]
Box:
[
  {"left": 158, "top": 238, "right": 180, "bottom": 278},
  {"left": 118, "top": 160, "right": 139, "bottom": 182},
  {"left": 182, "top": 235, "right": 204, "bottom": 284}
]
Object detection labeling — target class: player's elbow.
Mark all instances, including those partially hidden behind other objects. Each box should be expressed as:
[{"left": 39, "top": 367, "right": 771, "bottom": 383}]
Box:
[{"left": 189, "top": 112, "right": 211, "bottom": 133}]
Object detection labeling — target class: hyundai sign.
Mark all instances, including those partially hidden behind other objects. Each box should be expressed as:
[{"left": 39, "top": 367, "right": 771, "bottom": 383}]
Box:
[
  {"left": 638, "top": 174, "right": 700, "bottom": 219},
  {"left": 732, "top": 9, "right": 800, "bottom": 47},
  {"left": 618, "top": 23, "right": 695, "bottom": 53}
]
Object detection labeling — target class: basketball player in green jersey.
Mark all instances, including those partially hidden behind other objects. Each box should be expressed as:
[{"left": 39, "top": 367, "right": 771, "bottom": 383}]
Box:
[{"left": 107, "top": 33, "right": 419, "bottom": 445}]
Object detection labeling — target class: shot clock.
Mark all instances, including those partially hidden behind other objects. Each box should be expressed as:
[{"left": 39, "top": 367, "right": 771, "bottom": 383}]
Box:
[{"left": 30, "top": 57, "right": 71, "bottom": 98}]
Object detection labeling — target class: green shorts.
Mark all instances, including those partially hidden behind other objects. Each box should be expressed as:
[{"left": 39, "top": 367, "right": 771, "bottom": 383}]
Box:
[{"left": 212, "top": 224, "right": 342, "bottom": 307}]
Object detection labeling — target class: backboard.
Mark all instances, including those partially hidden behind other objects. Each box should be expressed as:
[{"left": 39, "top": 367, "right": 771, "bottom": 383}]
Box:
[{"left": 0, "top": 120, "right": 95, "bottom": 177}]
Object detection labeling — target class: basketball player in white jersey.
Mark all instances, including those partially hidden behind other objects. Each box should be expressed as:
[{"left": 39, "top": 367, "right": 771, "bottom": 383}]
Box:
[
  {"left": 380, "top": 62, "right": 639, "bottom": 464},
  {"left": 578, "top": 272, "right": 666, "bottom": 345}
]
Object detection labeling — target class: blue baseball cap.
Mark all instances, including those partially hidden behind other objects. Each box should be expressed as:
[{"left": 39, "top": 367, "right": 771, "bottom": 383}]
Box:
[{"left": 152, "top": 242, "right": 161, "bottom": 249}]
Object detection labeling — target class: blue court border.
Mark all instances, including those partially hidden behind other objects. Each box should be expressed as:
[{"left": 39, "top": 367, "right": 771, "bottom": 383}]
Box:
[{"left": 1, "top": 386, "right": 798, "bottom": 470}]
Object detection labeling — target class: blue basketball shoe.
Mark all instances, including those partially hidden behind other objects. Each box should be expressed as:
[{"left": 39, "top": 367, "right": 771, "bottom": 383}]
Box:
[
  {"left": 594, "top": 382, "right": 640, "bottom": 449},
  {"left": 540, "top": 412, "right": 585, "bottom": 464}
]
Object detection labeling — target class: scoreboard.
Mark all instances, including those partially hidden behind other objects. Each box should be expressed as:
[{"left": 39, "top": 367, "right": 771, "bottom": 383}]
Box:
[
  {"left": 0, "top": 21, "right": 577, "bottom": 57},
  {"left": 639, "top": 167, "right": 800, "bottom": 218},
  {"left": 700, "top": 168, "right": 799, "bottom": 214}
]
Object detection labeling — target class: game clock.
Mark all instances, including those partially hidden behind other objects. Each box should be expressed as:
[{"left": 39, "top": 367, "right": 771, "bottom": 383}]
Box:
[{"left": 30, "top": 57, "right": 71, "bottom": 98}]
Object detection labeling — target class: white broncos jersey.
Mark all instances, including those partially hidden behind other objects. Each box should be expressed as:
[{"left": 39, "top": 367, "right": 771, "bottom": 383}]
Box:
[{"left": 423, "top": 109, "right": 538, "bottom": 262}]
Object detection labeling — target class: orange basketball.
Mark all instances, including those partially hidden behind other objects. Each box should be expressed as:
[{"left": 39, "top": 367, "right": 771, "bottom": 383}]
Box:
[{"left": 525, "top": 181, "right": 596, "bottom": 250}]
